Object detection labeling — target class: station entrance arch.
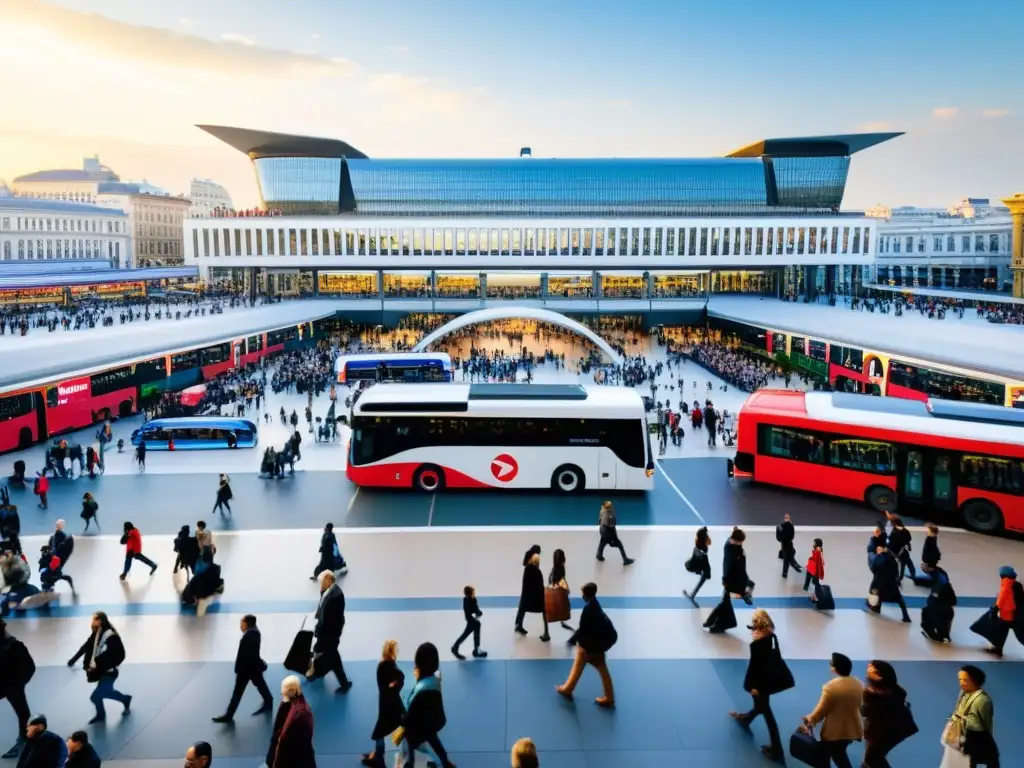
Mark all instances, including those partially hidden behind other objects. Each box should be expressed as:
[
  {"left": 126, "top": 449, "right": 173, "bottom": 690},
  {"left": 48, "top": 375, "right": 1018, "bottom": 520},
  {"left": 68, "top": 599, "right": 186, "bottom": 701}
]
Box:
[{"left": 412, "top": 306, "right": 622, "bottom": 363}]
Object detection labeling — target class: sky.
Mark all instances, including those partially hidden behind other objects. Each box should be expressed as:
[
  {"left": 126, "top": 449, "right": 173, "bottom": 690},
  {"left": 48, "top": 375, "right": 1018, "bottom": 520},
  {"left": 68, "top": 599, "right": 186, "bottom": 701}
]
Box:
[{"left": 1, "top": 0, "right": 1022, "bottom": 211}]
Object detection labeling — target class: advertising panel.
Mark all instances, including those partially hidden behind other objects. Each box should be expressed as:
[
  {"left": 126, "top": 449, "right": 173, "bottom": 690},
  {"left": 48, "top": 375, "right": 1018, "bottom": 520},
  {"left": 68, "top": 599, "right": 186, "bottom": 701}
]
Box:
[
  {"left": 54, "top": 376, "right": 92, "bottom": 406},
  {"left": 0, "top": 287, "right": 65, "bottom": 305},
  {"left": 70, "top": 281, "right": 146, "bottom": 299}
]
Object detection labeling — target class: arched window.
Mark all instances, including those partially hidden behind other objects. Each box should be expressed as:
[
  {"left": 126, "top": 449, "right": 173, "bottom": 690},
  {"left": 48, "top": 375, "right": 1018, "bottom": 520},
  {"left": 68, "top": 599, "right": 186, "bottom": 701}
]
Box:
[
  {"left": 108, "top": 242, "right": 113, "bottom": 259},
  {"left": 94, "top": 240, "right": 100, "bottom": 257},
  {"left": 2, "top": 242, "right": 10, "bottom": 261},
  {"left": 18, "top": 240, "right": 24, "bottom": 259},
  {"left": 64, "top": 239, "right": 70, "bottom": 258},
  {"left": 1, "top": 217, "right": 9, "bottom": 229},
  {"left": 115, "top": 242, "right": 120, "bottom": 260},
  {"left": 947, "top": 235, "right": 955, "bottom": 252},
  {"left": 85, "top": 241, "right": 91, "bottom": 257},
  {"left": 46, "top": 239, "right": 53, "bottom": 258},
  {"left": 54, "top": 241, "right": 61, "bottom": 258},
  {"left": 72, "top": 240, "right": 78, "bottom": 258}
]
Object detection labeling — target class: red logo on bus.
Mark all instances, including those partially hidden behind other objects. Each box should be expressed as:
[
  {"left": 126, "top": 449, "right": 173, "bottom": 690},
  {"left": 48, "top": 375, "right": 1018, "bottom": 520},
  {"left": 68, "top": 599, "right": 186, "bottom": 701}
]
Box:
[{"left": 490, "top": 454, "right": 518, "bottom": 482}]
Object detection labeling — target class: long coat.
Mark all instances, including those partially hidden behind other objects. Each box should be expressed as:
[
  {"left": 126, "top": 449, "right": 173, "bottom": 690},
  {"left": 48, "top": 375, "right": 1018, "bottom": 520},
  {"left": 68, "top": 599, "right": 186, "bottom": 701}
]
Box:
[
  {"left": 722, "top": 542, "right": 749, "bottom": 595},
  {"left": 269, "top": 695, "right": 316, "bottom": 768},
  {"left": 742, "top": 633, "right": 794, "bottom": 697},
  {"left": 519, "top": 563, "right": 545, "bottom": 614},
  {"left": 370, "top": 660, "right": 406, "bottom": 740},
  {"left": 869, "top": 552, "right": 903, "bottom": 604}
]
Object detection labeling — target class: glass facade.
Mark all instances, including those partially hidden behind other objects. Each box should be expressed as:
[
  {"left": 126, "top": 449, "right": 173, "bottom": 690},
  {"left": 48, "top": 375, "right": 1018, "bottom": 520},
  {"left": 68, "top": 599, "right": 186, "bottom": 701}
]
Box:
[
  {"left": 253, "top": 157, "right": 344, "bottom": 216},
  {"left": 247, "top": 156, "right": 854, "bottom": 218}
]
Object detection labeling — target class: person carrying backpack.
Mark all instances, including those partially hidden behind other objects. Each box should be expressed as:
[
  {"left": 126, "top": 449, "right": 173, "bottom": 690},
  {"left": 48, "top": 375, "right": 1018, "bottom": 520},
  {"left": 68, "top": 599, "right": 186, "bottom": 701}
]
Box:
[{"left": 557, "top": 582, "right": 617, "bottom": 708}]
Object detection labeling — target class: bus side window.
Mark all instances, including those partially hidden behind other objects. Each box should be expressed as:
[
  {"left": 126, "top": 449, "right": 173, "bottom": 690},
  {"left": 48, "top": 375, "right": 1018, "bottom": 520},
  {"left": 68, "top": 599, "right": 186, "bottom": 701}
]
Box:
[
  {"left": 904, "top": 450, "right": 924, "bottom": 498},
  {"left": 933, "top": 455, "right": 953, "bottom": 501},
  {"left": 960, "top": 455, "right": 1023, "bottom": 495},
  {"left": 761, "top": 426, "right": 824, "bottom": 464}
]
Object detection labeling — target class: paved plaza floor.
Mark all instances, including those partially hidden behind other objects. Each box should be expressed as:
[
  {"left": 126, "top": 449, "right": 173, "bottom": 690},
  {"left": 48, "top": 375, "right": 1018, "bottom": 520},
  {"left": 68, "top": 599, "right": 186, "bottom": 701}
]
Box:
[{"left": 1, "top": 319, "right": 1022, "bottom": 766}]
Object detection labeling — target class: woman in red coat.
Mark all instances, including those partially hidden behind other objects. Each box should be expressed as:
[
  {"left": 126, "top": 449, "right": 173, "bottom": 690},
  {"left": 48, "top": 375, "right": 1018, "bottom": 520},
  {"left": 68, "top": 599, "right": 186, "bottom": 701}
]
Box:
[
  {"left": 268, "top": 675, "right": 316, "bottom": 768},
  {"left": 803, "top": 538, "right": 825, "bottom": 601}
]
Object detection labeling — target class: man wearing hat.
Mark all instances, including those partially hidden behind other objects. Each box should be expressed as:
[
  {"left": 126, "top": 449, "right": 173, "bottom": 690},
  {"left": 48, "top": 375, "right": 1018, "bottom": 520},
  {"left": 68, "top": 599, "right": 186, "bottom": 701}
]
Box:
[
  {"left": 14, "top": 714, "right": 65, "bottom": 767},
  {"left": 984, "top": 565, "right": 1024, "bottom": 657}
]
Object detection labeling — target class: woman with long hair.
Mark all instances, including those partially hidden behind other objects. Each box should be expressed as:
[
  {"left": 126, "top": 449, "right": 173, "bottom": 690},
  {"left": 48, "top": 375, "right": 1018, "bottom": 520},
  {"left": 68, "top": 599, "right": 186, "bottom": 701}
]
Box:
[
  {"left": 363, "top": 640, "right": 405, "bottom": 767},
  {"left": 67, "top": 611, "right": 131, "bottom": 724},
  {"left": 547, "top": 549, "right": 574, "bottom": 636}
]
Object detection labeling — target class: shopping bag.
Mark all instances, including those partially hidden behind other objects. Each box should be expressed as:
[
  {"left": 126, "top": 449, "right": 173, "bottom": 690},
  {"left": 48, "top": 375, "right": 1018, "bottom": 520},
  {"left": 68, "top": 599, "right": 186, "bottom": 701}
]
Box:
[
  {"left": 544, "top": 586, "right": 571, "bottom": 623},
  {"left": 283, "top": 617, "right": 314, "bottom": 674},
  {"left": 939, "top": 744, "right": 972, "bottom": 768},
  {"left": 788, "top": 729, "right": 829, "bottom": 768}
]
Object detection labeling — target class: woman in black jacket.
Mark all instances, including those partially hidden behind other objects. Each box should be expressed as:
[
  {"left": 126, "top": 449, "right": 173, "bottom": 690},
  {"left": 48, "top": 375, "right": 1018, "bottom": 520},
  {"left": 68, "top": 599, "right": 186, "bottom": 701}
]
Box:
[
  {"left": 861, "top": 660, "right": 915, "bottom": 767},
  {"left": 399, "top": 643, "right": 454, "bottom": 768},
  {"left": 312, "top": 522, "right": 346, "bottom": 580},
  {"left": 172, "top": 525, "right": 199, "bottom": 578},
  {"left": 729, "top": 609, "right": 793, "bottom": 761},
  {"left": 704, "top": 527, "right": 753, "bottom": 633},
  {"left": 213, "top": 474, "right": 232, "bottom": 515},
  {"left": 67, "top": 611, "right": 131, "bottom": 724},
  {"left": 684, "top": 526, "right": 712, "bottom": 605},
  {"left": 515, "top": 550, "right": 549, "bottom": 641},
  {"left": 363, "top": 639, "right": 405, "bottom": 767},
  {"left": 868, "top": 547, "right": 911, "bottom": 622}
]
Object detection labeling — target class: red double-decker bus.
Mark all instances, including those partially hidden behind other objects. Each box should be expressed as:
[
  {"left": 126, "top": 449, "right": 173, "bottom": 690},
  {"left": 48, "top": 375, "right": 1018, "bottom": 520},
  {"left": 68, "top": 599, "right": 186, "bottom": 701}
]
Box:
[
  {"left": 729, "top": 389, "right": 1024, "bottom": 534},
  {"left": 0, "top": 324, "right": 310, "bottom": 453}
]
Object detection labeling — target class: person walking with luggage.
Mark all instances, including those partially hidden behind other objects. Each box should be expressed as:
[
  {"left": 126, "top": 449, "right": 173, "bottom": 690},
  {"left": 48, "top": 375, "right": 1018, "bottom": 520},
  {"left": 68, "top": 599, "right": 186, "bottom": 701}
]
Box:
[
  {"left": 67, "top": 611, "right": 132, "bottom": 724},
  {"left": 452, "top": 586, "right": 487, "bottom": 659},
  {"left": 80, "top": 494, "right": 98, "bottom": 533},
  {"left": 363, "top": 640, "right": 405, "bottom": 767},
  {"left": 546, "top": 549, "right": 574, "bottom": 637},
  {"left": 213, "top": 474, "right": 233, "bottom": 515},
  {"left": 308, "top": 571, "right": 352, "bottom": 693},
  {"left": 976, "top": 566, "right": 1022, "bottom": 658},
  {"left": 916, "top": 523, "right": 942, "bottom": 585},
  {"left": 728, "top": 609, "right": 793, "bottom": 762},
  {"left": 515, "top": 552, "right": 549, "bottom": 641},
  {"left": 0, "top": 618, "right": 35, "bottom": 759},
  {"left": 119, "top": 522, "right": 157, "bottom": 581},
  {"left": 595, "top": 501, "right": 634, "bottom": 565},
  {"left": 861, "top": 661, "right": 917, "bottom": 768},
  {"left": 799, "top": 652, "right": 863, "bottom": 768},
  {"left": 556, "top": 582, "right": 617, "bottom": 708},
  {"left": 311, "top": 523, "right": 347, "bottom": 581},
  {"left": 804, "top": 539, "right": 825, "bottom": 602},
  {"left": 921, "top": 566, "right": 957, "bottom": 643},
  {"left": 776, "top": 514, "right": 802, "bottom": 578},
  {"left": 704, "top": 527, "right": 753, "bottom": 634},
  {"left": 212, "top": 614, "right": 273, "bottom": 723},
  {"left": 941, "top": 665, "right": 999, "bottom": 768},
  {"left": 683, "top": 526, "right": 711, "bottom": 606}
]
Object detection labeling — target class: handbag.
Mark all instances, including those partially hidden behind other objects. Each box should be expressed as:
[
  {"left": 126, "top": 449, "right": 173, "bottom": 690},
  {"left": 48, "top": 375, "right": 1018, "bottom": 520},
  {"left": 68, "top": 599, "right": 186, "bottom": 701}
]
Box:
[
  {"left": 544, "top": 585, "right": 571, "bottom": 623},
  {"left": 788, "top": 728, "right": 829, "bottom": 768},
  {"left": 685, "top": 547, "right": 706, "bottom": 573}
]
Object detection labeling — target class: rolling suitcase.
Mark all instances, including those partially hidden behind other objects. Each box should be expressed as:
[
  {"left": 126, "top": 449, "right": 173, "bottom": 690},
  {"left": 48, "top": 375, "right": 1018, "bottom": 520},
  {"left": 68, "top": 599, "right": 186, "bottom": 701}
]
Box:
[
  {"left": 814, "top": 583, "right": 835, "bottom": 611},
  {"left": 283, "top": 617, "right": 314, "bottom": 674}
]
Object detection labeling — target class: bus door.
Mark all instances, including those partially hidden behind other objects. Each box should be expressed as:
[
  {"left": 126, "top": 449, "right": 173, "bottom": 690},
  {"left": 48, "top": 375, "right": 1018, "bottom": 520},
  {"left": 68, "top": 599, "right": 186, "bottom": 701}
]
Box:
[
  {"left": 598, "top": 449, "right": 618, "bottom": 490},
  {"left": 895, "top": 447, "right": 957, "bottom": 515}
]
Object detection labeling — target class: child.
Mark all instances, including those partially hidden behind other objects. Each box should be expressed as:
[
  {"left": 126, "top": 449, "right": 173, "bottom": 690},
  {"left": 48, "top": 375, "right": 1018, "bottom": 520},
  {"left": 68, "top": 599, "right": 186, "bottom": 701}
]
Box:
[
  {"left": 451, "top": 586, "right": 487, "bottom": 660},
  {"left": 803, "top": 539, "right": 825, "bottom": 600}
]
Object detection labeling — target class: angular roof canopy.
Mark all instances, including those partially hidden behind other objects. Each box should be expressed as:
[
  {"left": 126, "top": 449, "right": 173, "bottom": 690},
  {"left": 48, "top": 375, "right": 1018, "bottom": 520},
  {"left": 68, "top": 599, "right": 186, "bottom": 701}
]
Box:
[
  {"left": 14, "top": 168, "right": 120, "bottom": 184},
  {"left": 197, "top": 125, "right": 368, "bottom": 160},
  {"left": 727, "top": 133, "right": 904, "bottom": 158}
]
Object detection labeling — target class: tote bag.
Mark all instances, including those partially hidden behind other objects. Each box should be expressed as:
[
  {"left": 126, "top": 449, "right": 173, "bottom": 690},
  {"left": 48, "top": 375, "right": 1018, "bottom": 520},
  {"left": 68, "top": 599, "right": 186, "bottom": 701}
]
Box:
[{"left": 544, "top": 586, "right": 571, "bottom": 623}]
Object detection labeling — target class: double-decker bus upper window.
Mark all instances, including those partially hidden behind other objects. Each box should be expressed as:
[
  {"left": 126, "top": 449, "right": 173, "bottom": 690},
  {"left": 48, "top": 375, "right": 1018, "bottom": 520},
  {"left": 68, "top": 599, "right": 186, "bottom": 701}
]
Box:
[
  {"left": 171, "top": 350, "right": 199, "bottom": 373},
  {"left": 0, "top": 392, "right": 34, "bottom": 422},
  {"left": 808, "top": 340, "right": 827, "bottom": 362},
  {"left": 134, "top": 358, "right": 166, "bottom": 384},
  {"left": 267, "top": 327, "right": 297, "bottom": 346},
  {"left": 960, "top": 455, "right": 1024, "bottom": 495},
  {"left": 90, "top": 366, "right": 134, "bottom": 397},
  {"left": 829, "top": 438, "right": 895, "bottom": 474},
  {"left": 925, "top": 369, "right": 1005, "bottom": 405},
  {"left": 829, "top": 345, "right": 864, "bottom": 373},
  {"left": 888, "top": 362, "right": 921, "bottom": 390},
  {"left": 199, "top": 342, "right": 231, "bottom": 366}
]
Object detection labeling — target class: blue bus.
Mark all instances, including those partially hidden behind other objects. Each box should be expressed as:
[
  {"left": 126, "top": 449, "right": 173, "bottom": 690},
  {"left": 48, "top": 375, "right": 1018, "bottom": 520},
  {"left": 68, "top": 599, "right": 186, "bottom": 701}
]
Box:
[
  {"left": 336, "top": 352, "right": 453, "bottom": 384},
  {"left": 130, "top": 416, "right": 258, "bottom": 450}
]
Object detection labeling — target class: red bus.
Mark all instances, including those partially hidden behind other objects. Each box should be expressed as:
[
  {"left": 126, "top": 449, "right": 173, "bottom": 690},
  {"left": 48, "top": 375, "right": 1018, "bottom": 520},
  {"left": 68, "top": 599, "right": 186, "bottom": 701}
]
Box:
[
  {"left": 0, "top": 324, "right": 311, "bottom": 453},
  {"left": 728, "top": 389, "right": 1024, "bottom": 534}
]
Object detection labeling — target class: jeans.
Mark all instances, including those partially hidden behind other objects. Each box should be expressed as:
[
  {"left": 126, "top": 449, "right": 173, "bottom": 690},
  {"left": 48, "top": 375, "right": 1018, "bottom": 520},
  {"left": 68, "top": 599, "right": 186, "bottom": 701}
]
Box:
[
  {"left": 823, "top": 739, "right": 853, "bottom": 768},
  {"left": 689, "top": 572, "right": 710, "bottom": 599},
  {"left": 780, "top": 546, "right": 801, "bottom": 577},
  {"left": 403, "top": 734, "right": 449, "bottom": 767},
  {"left": 121, "top": 552, "right": 157, "bottom": 576},
  {"left": 213, "top": 499, "right": 231, "bottom": 514},
  {"left": 454, "top": 618, "right": 481, "bottom": 651},
  {"left": 803, "top": 572, "right": 821, "bottom": 593},
  {"left": 90, "top": 675, "right": 130, "bottom": 717},
  {"left": 372, "top": 738, "right": 385, "bottom": 763},
  {"left": 740, "top": 692, "right": 782, "bottom": 755},
  {"left": 897, "top": 550, "right": 917, "bottom": 580}
]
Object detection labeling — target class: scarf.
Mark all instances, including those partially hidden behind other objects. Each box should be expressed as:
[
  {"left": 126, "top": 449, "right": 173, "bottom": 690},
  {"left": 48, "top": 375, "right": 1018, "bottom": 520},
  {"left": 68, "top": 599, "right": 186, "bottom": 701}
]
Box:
[
  {"left": 91, "top": 628, "right": 112, "bottom": 665},
  {"left": 405, "top": 673, "right": 440, "bottom": 708}
]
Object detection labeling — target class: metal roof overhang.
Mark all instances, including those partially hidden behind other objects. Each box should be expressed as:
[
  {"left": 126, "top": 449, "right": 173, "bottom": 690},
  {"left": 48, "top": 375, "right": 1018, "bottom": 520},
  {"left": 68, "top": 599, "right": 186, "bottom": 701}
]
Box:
[
  {"left": 0, "top": 267, "right": 199, "bottom": 290},
  {"left": 197, "top": 125, "right": 368, "bottom": 160},
  {"left": 727, "top": 133, "right": 904, "bottom": 158},
  {"left": 0, "top": 300, "right": 340, "bottom": 394}
]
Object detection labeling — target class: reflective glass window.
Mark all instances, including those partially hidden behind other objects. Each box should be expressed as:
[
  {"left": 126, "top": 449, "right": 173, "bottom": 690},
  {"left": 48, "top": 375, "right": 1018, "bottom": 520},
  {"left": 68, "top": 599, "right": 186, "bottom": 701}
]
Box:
[
  {"left": 653, "top": 227, "right": 662, "bottom": 256},
  {"left": 756, "top": 227, "right": 764, "bottom": 255},
  {"left": 253, "top": 157, "right": 343, "bottom": 215}
]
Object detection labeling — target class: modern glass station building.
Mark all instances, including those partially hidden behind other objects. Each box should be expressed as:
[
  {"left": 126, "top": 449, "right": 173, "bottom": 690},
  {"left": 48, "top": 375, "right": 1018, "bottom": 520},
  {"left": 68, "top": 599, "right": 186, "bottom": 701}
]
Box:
[{"left": 184, "top": 125, "right": 901, "bottom": 312}]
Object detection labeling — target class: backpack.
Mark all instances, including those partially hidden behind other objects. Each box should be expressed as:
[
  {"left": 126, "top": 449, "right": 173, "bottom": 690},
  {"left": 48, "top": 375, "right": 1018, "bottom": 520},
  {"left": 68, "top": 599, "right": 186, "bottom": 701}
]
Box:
[
  {"left": 601, "top": 615, "right": 618, "bottom": 653},
  {"left": 775, "top": 524, "right": 784, "bottom": 542}
]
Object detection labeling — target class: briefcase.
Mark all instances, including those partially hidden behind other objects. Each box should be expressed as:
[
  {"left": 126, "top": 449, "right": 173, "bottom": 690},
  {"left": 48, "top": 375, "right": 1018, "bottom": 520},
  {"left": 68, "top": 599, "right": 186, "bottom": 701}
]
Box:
[
  {"left": 814, "top": 583, "right": 835, "bottom": 611},
  {"left": 789, "top": 729, "right": 829, "bottom": 768},
  {"left": 283, "top": 618, "right": 314, "bottom": 674}
]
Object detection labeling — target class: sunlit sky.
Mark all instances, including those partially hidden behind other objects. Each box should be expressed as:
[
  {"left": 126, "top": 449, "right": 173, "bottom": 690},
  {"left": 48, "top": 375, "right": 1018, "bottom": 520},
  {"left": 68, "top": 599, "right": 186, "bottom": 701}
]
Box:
[{"left": 2, "top": 0, "right": 1022, "bottom": 210}]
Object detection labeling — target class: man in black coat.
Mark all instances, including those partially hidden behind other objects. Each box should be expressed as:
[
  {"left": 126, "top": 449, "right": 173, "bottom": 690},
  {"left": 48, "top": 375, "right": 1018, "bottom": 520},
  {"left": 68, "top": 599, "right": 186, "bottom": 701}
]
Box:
[
  {"left": 868, "top": 547, "right": 911, "bottom": 623},
  {"left": 0, "top": 618, "right": 34, "bottom": 759},
  {"left": 64, "top": 731, "right": 101, "bottom": 768},
  {"left": 309, "top": 571, "right": 352, "bottom": 693},
  {"left": 14, "top": 714, "right": 66, "bottom": 768},
  {"left": 557, "top": 582, "right": 616, "bottom": 707},
  {"left": 775, "top": 514, "right": 802, "bottom": 578},
  {"left": 213, "top": 614, "right": 273, "bottom": 722}
]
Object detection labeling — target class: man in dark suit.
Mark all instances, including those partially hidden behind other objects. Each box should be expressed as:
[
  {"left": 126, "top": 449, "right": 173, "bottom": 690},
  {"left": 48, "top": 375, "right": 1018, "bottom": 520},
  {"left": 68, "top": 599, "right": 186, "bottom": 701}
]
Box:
[
  {"left": 308, "top": 571, "right": 352, "bottom": 693},
  {"left": 212, "top": 614, "right": 273, "bottom": 722},
  {"left": 776, "top": 514, "right": 802, "bottom": 578}
]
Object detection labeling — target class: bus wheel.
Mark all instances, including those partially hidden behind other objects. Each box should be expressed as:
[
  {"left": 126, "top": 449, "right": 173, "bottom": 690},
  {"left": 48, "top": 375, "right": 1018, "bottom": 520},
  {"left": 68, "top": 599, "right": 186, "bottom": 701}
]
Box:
[
  {"left": 866, "top": 486, "right": 897, "bottom": 513},
  {"left": 961, "top": 500, "right": 1003, "bottom": 534},
  {"left": 413, "top": 465, "right": 444, "bottom": 493},
  {"left": 552, "top": 465, "right": 585, "bottom": 493}
]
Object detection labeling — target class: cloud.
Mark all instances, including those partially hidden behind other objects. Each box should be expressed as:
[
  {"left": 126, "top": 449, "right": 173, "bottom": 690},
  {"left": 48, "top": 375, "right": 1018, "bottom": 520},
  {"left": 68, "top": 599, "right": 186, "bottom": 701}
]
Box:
[
  {"left": 179, "top": 18, "right": 195, "bottom": 28},
  {"left": 981, "top": 109, "right": 1011, "bottom": 119},
  {"left": 310, "top": 33, "right": 321, "bottom": 40},
  {"left": 931, "top": 107, "right": 959, "bottom": 120},
  {"left": 220, "top": 33, "right": 255, "bottom": 47},
  {"left": 858, "top": 121, "right": 891, "bottom": 132},
  {"left": 1, "top": 0, "right": 354, "bottom": 78},
  {"left": 386, "top": 45, "right": 410, "bottom": 54},
  {"left": 606, "top": 99, "right": 630, "bottom": 109}
]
